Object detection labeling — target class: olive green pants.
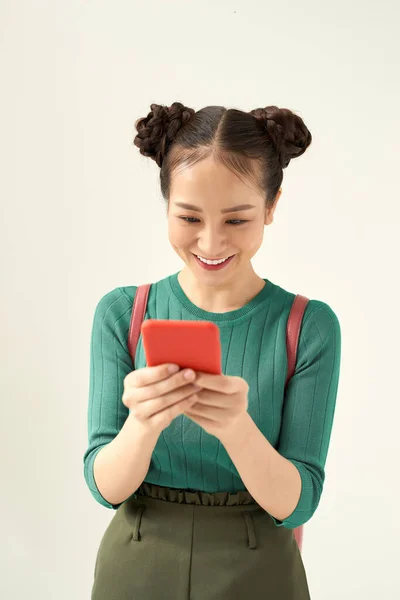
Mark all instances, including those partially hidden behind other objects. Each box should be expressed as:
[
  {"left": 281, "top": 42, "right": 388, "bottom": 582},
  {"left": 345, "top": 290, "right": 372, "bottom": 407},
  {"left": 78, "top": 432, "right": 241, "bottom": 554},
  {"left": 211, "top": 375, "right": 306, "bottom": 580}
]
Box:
[{"left": 91, "top": 482, "right": 311, "bottom": 599}]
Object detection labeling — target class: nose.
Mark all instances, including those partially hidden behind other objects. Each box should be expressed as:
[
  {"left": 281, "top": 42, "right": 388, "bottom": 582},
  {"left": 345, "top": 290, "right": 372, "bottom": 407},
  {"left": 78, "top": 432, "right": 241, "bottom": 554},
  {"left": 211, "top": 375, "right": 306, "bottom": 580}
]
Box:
[{"left": 196, "top": 224, "right": 228, "bottom": 258}]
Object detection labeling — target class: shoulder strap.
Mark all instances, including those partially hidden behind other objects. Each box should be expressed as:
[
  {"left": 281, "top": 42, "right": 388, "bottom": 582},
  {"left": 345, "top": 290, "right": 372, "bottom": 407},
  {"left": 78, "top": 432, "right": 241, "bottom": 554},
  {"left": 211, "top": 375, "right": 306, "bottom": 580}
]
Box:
[
  {"left": 128, "top": 284, "right": 151, "bottom": 368},
  {"left": 286, "top": 293, "right": 309, "bottom": 553},
  {"left": 285, "top": 294, "right": 309, "bottom": 388}
]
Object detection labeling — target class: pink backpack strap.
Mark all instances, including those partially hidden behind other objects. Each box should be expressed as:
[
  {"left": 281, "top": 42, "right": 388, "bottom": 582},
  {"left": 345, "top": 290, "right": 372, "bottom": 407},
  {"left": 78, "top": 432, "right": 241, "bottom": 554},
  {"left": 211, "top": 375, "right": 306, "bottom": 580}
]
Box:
[
  {"left": 127, "top": 284, "right": 151, "bottom": 368},
  {"left": 286, "top": 293, "right": 309, "bottom": 553},
  {"left": 285, "top": 294, "right": 309, "bottom": 386}
]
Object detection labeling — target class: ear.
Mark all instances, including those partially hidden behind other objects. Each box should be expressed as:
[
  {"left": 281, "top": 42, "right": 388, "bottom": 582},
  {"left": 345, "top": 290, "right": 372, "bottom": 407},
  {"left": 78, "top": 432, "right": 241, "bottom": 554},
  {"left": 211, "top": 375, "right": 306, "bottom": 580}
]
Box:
[{"left": 264, "top": 188, "right": 282, "bottom": 226}]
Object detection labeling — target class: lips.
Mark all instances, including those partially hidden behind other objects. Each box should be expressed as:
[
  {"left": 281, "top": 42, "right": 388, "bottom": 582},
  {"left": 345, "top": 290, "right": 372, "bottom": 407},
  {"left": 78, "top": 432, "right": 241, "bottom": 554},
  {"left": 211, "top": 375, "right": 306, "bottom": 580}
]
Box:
[
  {"left": 197, "top": 255, "right": 231, "bottom": 264},
  {"left": 192, "top": 253, "right": 235, "bottom": 271}
]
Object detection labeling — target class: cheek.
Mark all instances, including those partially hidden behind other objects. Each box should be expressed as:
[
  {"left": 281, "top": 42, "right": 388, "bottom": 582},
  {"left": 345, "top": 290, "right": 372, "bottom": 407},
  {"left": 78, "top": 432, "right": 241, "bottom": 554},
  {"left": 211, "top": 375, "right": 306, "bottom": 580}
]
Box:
[
  {"left": 168, "top": 220, "right": 193, "bottom": 249},
  {"left": 235, "top": 223, "right": 264, "bottom": 252}
]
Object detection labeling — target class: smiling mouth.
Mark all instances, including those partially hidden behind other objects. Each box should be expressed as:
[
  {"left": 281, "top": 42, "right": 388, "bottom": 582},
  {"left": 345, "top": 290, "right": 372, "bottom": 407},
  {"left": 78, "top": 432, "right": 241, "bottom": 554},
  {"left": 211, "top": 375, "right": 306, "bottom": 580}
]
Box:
[{"left": 192, "top": 253, "right": 236, "bottom": 270}]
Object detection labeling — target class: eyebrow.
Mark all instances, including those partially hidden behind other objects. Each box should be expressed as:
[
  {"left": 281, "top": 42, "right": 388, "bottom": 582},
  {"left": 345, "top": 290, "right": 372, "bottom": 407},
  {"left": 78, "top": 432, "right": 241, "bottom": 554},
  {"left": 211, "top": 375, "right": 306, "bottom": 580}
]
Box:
[{"left": 174, "top": 202, "right": 256, "bottom": 213}]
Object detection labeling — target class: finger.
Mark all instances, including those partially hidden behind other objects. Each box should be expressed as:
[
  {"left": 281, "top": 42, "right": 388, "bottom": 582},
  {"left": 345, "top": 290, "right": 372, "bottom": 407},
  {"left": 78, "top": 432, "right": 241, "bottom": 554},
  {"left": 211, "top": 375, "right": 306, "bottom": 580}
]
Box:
[
  {"left": 194, "top": 373, "right": 240, "bottom": 393},
  {"left": 122, "top": 368, "right": 197, "bottom": 407},
  {"left": 190, "top": 389, "right": 231, "bottom": 407},
  {"left": 132, "top": 383, "right": 200, "bottom": 420},
  {"left": 136, "top": 368, "right": 197, "bottom": 403},
  {"left": 125, "top": 363, "right": 180, "bottom": 389},
  {"left": 184, "top": 403, "right": 218, "bottom": 423},
  {"left": 149, "top": 394, "right": 198, "bottom": 429},
  {"left": 153, "top": 386, "right": 199, "bottom": 415}
]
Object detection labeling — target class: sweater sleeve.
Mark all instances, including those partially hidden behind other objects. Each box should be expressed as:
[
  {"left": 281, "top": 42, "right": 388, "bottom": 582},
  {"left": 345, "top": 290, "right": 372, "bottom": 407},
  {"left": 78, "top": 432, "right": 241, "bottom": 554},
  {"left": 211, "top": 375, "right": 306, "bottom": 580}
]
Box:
[
  {"left": 270, "top": 300, "right": 342, "bottom": 529},
  {"left": 83, "top": 287, "right": 136, "bottom": 509}
]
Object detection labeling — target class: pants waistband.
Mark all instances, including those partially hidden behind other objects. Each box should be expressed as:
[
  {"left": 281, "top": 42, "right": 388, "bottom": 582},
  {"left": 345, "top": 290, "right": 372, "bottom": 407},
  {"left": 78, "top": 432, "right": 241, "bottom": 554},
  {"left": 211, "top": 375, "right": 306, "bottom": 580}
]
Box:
[{"left": 135, "top": 481, "right": 258, "bottom": 507}]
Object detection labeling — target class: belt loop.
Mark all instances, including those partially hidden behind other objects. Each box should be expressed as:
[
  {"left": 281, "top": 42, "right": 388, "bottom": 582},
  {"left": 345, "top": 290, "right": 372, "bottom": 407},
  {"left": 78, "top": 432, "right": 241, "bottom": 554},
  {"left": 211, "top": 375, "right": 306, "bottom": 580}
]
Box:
[
  {"left": 131, "top": 505, "right": 145, "bottom": 542},
  {"left": 242, "top": 511, "right": 257, "bottom": 549}
]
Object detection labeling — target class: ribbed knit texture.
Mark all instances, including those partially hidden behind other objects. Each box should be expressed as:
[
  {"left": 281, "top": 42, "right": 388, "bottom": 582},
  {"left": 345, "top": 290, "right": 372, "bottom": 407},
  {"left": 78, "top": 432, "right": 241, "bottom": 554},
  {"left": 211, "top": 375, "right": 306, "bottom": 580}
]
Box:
[{"left": 83, "top": 271, "right": 341, "bottom": 529}]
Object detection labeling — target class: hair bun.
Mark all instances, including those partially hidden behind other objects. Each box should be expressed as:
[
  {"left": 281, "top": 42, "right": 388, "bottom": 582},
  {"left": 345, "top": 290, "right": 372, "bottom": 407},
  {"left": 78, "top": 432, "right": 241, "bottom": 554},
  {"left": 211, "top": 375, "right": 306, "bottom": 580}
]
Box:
[
  {"left": 250, "top": 105, "right": 312, "bottom": 169},
  {"left": 134, "top": 102, "right": 195, "bottom": 167}
]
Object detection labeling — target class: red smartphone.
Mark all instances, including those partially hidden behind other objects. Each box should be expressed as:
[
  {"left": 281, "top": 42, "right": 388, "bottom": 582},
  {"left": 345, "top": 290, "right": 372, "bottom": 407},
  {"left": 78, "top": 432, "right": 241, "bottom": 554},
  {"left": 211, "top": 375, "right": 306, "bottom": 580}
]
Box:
[{"left": 141, "top": 319, "right": 222, "bottom": 374}]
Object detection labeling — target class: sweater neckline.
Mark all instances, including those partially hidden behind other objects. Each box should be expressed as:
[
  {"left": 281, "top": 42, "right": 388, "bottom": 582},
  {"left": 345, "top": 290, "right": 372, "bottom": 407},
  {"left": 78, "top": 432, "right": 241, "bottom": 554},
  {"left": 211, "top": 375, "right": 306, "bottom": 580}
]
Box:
[{"left": 168, "top": 271, "right": 276, "bottom": 323}]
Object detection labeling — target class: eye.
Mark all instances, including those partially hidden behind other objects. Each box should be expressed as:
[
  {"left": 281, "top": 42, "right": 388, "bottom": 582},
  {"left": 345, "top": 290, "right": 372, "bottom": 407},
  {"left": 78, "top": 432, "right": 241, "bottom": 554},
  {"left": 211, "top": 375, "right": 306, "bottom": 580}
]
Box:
[
  {"left": 178, "top": 217, "right": 248, "bottom": 225},
  {"left": 179, "top": 216, "right": 200, "bottom": 223}
]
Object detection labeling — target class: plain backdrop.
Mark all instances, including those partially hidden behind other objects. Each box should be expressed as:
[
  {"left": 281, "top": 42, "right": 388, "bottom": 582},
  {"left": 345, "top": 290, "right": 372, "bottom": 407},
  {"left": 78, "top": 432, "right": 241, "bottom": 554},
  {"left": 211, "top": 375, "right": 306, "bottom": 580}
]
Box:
[{"left": 1, "top": 1, "right": 399, "bottom": 598}]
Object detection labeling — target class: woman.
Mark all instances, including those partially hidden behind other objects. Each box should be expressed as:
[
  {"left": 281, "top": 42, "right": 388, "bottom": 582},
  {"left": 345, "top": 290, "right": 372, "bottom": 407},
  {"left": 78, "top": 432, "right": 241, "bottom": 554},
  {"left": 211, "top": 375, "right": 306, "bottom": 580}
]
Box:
[{"left": 83, "top": 102, "right": 342, "bottom": 599}]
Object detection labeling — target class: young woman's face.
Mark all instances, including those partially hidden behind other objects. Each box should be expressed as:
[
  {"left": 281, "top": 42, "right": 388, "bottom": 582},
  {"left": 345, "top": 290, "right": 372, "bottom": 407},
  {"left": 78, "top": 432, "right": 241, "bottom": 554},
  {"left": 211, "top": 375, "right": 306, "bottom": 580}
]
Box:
[{"left": 167, "top": 156, "right": 280, "bottom": 287}]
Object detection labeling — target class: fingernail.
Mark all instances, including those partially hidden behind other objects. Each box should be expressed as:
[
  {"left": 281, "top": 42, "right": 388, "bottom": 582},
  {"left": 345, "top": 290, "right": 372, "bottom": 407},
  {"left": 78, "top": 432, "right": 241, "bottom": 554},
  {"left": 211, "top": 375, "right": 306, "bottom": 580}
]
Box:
[
  {"left": 183, "top": 369, "right": 195, "bottom": 380},
  {"left": 168, "top": 364, "right": 180, "bottom": 374}
]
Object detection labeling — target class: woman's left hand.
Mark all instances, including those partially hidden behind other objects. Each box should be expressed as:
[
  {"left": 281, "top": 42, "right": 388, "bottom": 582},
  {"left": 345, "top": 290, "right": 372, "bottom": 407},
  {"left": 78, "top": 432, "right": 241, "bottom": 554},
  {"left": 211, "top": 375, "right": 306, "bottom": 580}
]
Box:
[{"left": 183, "top": 372, "right": 249, "bottom": 440}]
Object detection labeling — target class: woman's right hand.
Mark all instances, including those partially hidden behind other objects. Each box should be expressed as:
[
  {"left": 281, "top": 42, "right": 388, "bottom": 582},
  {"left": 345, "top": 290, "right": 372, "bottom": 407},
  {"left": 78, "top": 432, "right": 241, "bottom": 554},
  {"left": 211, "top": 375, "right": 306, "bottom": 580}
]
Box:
[{"left": 122, "top": 364, "right": 200, "bottom": 434}]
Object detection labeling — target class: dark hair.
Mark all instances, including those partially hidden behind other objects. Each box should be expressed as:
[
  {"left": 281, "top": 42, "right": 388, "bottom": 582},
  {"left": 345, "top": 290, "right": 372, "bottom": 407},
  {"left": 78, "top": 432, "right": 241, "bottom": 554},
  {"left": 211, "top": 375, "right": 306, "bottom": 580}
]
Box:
[{"left": 133, "top": 102, "right": 312, "bottom": 208}]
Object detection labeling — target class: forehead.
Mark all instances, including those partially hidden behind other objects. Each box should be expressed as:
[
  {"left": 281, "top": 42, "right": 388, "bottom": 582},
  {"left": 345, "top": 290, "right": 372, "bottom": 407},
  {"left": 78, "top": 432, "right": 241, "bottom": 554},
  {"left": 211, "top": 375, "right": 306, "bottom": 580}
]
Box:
[{"left": 170, "top": 157, "right": 263, "bottom": 208}]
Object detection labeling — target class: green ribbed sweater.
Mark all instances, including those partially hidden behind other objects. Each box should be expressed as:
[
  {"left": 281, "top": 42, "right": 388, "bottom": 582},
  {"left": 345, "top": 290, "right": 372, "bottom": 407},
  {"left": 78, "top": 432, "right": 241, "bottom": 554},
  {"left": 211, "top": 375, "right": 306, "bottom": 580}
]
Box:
[{"left": 83, "top": 271, "right": 341, "bottom": 529}]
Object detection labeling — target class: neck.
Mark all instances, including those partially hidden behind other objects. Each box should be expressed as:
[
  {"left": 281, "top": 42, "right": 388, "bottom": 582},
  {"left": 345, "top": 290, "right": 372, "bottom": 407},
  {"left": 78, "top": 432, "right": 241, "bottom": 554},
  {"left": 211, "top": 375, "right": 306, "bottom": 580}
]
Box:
[{"left": 177, "top": 263, "right": 266, "bottom": 313}]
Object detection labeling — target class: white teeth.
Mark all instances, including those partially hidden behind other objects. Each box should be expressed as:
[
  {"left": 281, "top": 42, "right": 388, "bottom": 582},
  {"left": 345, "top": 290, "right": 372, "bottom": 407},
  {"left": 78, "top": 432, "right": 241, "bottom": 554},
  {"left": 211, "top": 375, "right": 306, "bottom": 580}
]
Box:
[{"left": 197, "top": 255, "right": 230, "bottom": 265}]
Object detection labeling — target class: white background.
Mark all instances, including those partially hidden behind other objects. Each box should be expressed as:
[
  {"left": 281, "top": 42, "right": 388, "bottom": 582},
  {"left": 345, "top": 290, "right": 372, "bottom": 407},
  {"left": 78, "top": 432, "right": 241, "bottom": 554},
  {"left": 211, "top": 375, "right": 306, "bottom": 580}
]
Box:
[{"left": 1, "top": 1, "right": 399, "bottom": 598}]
